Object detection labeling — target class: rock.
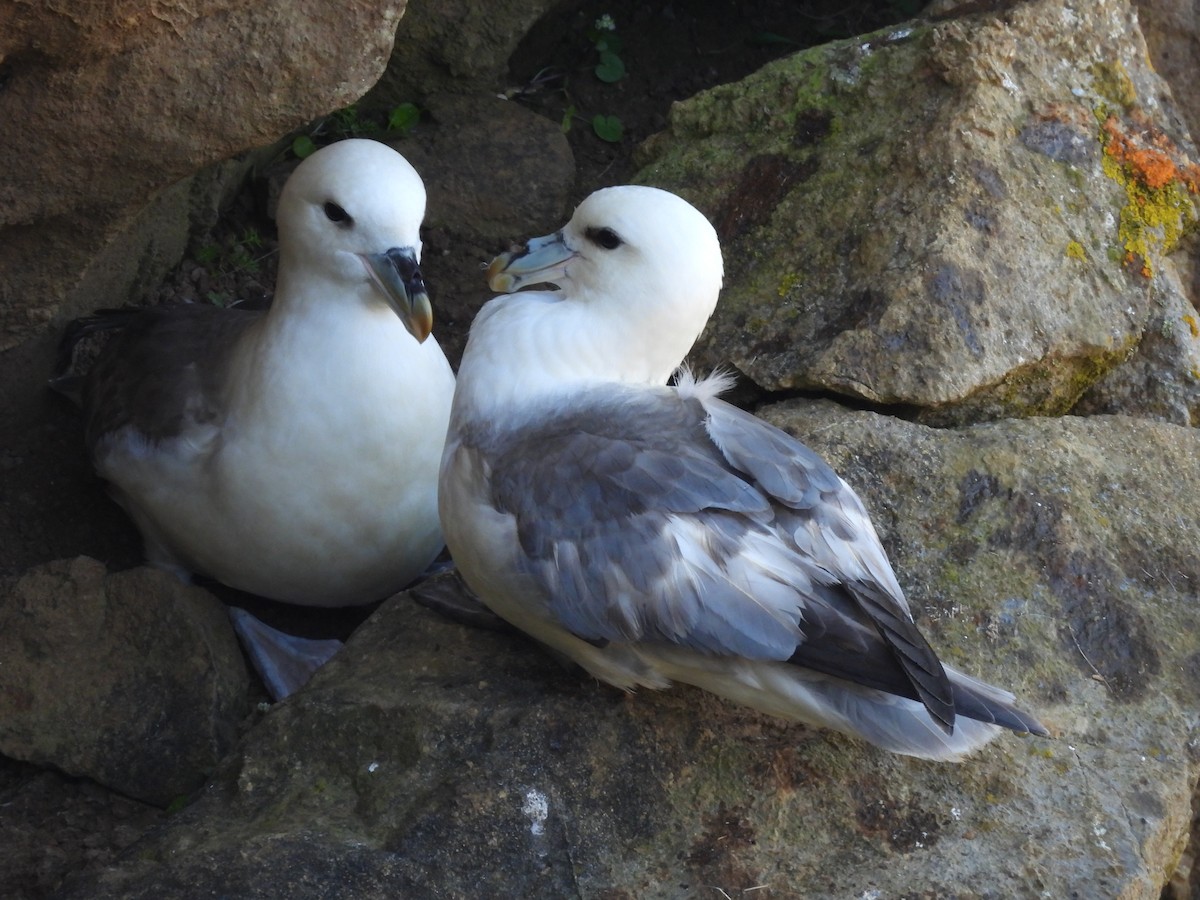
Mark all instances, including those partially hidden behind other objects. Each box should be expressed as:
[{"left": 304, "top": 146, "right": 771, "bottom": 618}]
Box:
[
  {"left": 399, "top": 93, "right": 576, "bottom": 365},
  {"left": 361, "top": 0, "right": 561, "bottom": 107},
  {"left": 0, "top": 558, "right": 250, "bottom": 807},
  {"left": 0, "top": 759, "right": 162, "bottom": 899},
  {"left": 1075, "top": 259, "right": 1200, "bottom": 424},
  {"left": 0, "top": 0, "right": 409, "bottom": 418},
  {"left": 55, "top": 395, "right": 1200, "bottom": 900},
  {"left": 1134, "top": 0, "right": 1200, "bottom": 143},
  {"left": 635, "top": 0, "right": 1199, "bottom": 425}
]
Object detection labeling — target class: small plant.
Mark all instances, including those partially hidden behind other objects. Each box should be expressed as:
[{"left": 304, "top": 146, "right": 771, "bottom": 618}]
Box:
[
  {"left": 387, "top": 103, "right": 420, "bottom": 136},
  {"left": 589, "top": 14, "right": 625, "bottom": 84},
  {"left": 289, "top": 102, "right": 423, "bottom": 159},
  {"left": 591, "top": 114, "right": 624, "bottom": 142},
  {"left": 556, "top": 14, "right": 625, "bottom": 144},
  {"left": 292, "top": 134, "right": 317, "bottom": 159}
]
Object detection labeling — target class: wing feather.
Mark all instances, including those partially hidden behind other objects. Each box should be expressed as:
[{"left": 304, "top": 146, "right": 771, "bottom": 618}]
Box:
[{"left": 477, "top": 382, "right": 955, "bottom": 727}]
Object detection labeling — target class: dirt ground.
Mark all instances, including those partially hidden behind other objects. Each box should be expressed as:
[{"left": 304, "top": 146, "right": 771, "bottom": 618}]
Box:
[{"left": 0, "top": 2, "right": 916, "bottom": 896}]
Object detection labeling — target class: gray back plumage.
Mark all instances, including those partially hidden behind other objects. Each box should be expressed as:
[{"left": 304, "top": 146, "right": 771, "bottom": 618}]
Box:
[
  {"left": 83, "top": 304, "right": 262, "bottom": 454},
  {"left": 468, "top": 383, "right": 957, "bottom": 729}
]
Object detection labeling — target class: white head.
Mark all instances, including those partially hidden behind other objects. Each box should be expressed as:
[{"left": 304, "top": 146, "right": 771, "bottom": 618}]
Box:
[
  {"left": 466, "top": 186, "right": 724, "bottom": 408},
  {"left": 275, "top": 139, "right": 433, "bottom": 341}
]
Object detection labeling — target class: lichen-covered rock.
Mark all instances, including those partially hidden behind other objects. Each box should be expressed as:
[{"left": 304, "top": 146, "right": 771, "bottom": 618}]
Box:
[
  {"left": 57, "top": 403, "right": 1200, "bottom": 897},
  {"left": 636, "top": 0, "right": 1199, "bottom": 425},
  {"left": 0, "top": 557, "right": 249, "bottom": 807},
  {"left": 1075, "top": 260, "right": 1200, "bottom": 424}
]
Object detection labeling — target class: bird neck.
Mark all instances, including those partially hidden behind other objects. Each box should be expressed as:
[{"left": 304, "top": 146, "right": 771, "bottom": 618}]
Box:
[
  {"left": 225, "top": 276, "right": 418, "bottom": 424},
  {"left": 452, "top": 289, "right": 698, "bottom": 425}
]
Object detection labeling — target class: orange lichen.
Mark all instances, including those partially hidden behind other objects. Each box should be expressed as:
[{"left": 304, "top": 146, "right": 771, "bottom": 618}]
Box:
[
  {"left": 1098, "top": 113, "right": 1200, "bottom": 277},
  {"left": 1100, "top": 115, "right": 1200, "bottom": 192}
]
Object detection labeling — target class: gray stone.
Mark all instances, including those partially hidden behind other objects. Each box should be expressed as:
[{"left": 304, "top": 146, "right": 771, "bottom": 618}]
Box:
[
  {"left": 1076, "top": 258, "right": 1200, "bottom": 425},
  {"left": 1134, "top": 0, "right": 1200, "bottom": 143},
  {"left": 0, "top": 558, "right": 250, "bottom": 807},
  {"left": 635, "top": 0, "right": 1199, "bottom": 425},
  {"left": 361, "top": 0, "right": 561, "bottom": 108},
  {"left": 399, "top": 93, "right": 576, "bottom": 366},
  {"left": 0, "top": 0, "right": 409, "bottom": 410},
  {"left": 0, "top": 762, "right": 162, "bottom": 899},
  {"left": 57, "top": 395, "right": 1200, "bottom": 899}
]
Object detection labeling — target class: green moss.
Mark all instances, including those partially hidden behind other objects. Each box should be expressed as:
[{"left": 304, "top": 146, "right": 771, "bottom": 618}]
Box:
[
  {"left": 1090, "top": 61, "right": 1137, "bottom": 110},
  {"left": 988, "top": 343, "right": 1137, "bottom": 416},
  {"left": 777, "top": 271, "right": 801, "bottom": 298}
]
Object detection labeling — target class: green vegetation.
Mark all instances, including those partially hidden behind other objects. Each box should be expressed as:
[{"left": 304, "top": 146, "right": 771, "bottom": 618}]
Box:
[{"left": 290, "top": 102, "right": 424, "bottom": 159}]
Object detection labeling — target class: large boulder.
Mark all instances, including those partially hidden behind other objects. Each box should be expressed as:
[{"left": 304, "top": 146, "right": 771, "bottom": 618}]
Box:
[
  {"left": 636, "top": 0, "right": 1200, "bottom": 425},
  {"left": 0, "top": 0, "right": 409, "bottom": 421},
  {"left": 56, "top": 402, "right": 1200, "bottom": 897},
  {"left": 0, "top": 557, "right": 249, "bottom": 807}
]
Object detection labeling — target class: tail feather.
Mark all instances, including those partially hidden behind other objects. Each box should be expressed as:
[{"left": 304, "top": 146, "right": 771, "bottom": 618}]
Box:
[
  {"left": 644, "top": 649, "right": 1048, "bottom": 761},
  {"left": 49, "top": 307, "right": 147, "bottom": 403},
  {"left": 946, "top": 664, "right": 1050, "bottom": 737}
]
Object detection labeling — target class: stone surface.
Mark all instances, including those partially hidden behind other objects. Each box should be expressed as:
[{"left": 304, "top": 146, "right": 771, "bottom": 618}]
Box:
[
  {"left": 1134, "top": 0, "right": 1200, "bottom": 143},
  {"left": 54, "top": 400, "right": 1200, "bottom": 896},
  {"left": 361, "top": 0, "right": 560, "bottom": 108},
  {"left": 0, "top": 557, "right": 250, "bottom": 807},
  {"left": 636, "top": 0, "right": 1200, "bottom": 425},
  {"left": 0, "top": 0, "right": 409, "bottom": 396},
  {"left": 1076, "top": 258, "right": 1200, "bottom": 424},
  {"left": 400, "top": 93, "right": 576, "bottom": 365},
  {"left": 0, "top": 759, "right": 162, "bottom": 900}
]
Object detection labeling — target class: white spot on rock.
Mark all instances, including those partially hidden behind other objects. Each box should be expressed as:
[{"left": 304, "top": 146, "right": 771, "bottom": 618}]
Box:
[{"left": 522, "top": 789, "right": 549, "bottom": 837}]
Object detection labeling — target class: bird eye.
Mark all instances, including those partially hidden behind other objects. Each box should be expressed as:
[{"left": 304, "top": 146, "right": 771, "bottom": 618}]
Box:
[
  {"left": 324, "top": 202, "right": 352, "bottom": 226},
  {"left": 586, "top": 226, "right": 623, "bottom": 250}
]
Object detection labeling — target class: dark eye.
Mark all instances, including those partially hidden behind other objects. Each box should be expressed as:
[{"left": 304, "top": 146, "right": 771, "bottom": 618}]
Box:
[
  {"left": 324, "top": 202, "right": 352, "bottom": 226},
  {"left": 586, "top": 226, "right": 622, "bottom": 250}
]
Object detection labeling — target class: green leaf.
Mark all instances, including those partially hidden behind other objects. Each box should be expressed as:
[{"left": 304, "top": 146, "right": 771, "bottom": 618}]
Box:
[
  {"left": 561, "top": 104, "right": 576, "bottom": 135},
  {"left": 292, "top": 135, "right": 316, "bottom": 159},
  {"left": 593, "top": 34, "right": 622, "bottom": 55},
  {"left": 592, "top": 114, "right": 623, "bottom": 143},
  {"left": 388, "top": 102, "right": 420, "bottom": 135},
  {"left": 594, "top": 51, "right": 625, "bottom": 83}
]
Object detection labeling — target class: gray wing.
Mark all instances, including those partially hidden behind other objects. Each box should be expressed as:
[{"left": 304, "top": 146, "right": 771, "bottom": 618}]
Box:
[
  {"left": 482, "top": 384, "right": 954, "bottom": 728},
  {"left": 83, "top": 304, "right": 262, "bottom": 455}
]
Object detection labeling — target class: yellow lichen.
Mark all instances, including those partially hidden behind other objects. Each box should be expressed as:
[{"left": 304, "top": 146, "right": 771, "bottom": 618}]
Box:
[
  {"left": 777, "top": 271, "right": 800, "bottom": 298},
  {"left": 1183, "top": 314, "right": 1199, "bottom": 338},
  {"left": 1065, "top": 241, "right": 1087, "bottom": 261},
  {"left": 1090, "top": 61, "right": 1137, "bottom": 110},
  {"left": 1098, "top": 114, "right": 1200, "bottom": 277}
]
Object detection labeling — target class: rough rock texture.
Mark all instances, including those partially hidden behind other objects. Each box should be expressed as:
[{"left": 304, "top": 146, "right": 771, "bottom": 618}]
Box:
[
  {"left": 1134, "top": 0, "right": 1200, "bottom": 143},
  {"left": 1076, "top": 259, "right": 1200, "bottom": 424},
  {"left": 400, "top": 94, "right": 576, "bottom": 364},
  {"left": 0, "top": 0, "right": 409, "bottom": 392},
  {"left": 56, "top": 403, "right": 1200, "bottom": 898},
  {"left": 636, "top": 0, "right": 1200, "bottom": 425},
  {"left": 361, "top": 0, "right": 560, "bottom": 108},
  {"left": 0, "top": 760, "right": 162, "bottom": 900},
  {"left": 0, "top": 557, "right": 249, "bottom": 807}
]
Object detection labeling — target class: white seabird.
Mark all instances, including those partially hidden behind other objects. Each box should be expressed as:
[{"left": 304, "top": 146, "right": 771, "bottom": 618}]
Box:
[
  {"left": 439, "top": 185, "right": 1048, "bottom": 759},
  {"left": 80, "top": 139, "right": 456, "bottom": 697}
]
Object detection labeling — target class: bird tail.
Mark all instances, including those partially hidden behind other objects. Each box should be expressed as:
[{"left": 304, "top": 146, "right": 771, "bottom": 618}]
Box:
[
  {"left": 48, "top": 307, "right": 146, "bottom": 404},
  {"left": 663, "top": 655, "right": 1049, "bottom": 761},
  {"left": 790, "top": 663, "right": 1049, "bottom": 760}
]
